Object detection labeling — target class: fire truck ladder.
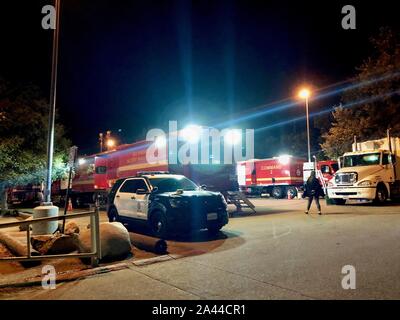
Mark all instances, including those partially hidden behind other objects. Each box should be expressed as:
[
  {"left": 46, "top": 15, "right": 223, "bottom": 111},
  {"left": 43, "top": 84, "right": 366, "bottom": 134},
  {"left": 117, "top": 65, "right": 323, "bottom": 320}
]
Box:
[{"left": 226, "top": 191, "right": 256, "bottom": 216}]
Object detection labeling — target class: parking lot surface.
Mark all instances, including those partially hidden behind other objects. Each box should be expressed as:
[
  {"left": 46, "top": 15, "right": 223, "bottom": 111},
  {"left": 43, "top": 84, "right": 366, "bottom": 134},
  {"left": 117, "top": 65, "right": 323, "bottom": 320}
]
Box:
[{"left": 2, "top": 198, "right": 400, "bottom": 299}]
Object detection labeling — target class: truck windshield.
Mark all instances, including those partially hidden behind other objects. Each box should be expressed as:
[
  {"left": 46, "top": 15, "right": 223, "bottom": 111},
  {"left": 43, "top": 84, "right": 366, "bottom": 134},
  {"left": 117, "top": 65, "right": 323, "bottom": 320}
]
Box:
[
  {"left": 343, "top": 153, "right": 381, "bottom": 167},
  {"left": 149, "top": 176, "right": 198, "bottom": 193}
]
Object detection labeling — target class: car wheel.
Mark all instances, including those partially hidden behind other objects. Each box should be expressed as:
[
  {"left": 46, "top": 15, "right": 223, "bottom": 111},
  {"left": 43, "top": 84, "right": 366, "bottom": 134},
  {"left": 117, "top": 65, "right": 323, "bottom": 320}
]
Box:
[
  {"left": 150, "top": 211, "right": 168, "bottom": 238},
  {"left": 272, "top": 186, "right": 284, "bottom": 199},
  {"left": 374, "top": 184, "right": 388, "bottom": 205},
  {"left": 207, "top": 225, "right": 222, "bottom": 235},
  {"left": 108, "top": 206, "right": 119, "bottom": 222}
]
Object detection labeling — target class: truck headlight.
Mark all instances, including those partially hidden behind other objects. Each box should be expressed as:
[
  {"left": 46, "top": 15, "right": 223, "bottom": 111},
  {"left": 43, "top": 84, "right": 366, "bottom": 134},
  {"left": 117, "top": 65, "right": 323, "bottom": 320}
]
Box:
[{"left": 358, "top": 180, "right": 373, "bottom": 187}]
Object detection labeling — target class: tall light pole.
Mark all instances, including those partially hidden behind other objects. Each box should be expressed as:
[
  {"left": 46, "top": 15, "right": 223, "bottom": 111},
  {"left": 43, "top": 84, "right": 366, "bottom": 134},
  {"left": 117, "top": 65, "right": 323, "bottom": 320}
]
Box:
[
  {"left": 298, "top": 88, "right": 311, "bottom": 163},
  {"left": 44, "top": 0, "right": 61, "bottom": 203}
]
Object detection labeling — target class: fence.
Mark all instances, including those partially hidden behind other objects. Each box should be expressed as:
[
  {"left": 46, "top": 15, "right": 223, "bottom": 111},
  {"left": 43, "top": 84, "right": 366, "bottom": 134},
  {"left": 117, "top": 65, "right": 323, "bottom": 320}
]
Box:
[{"left": 0, "top": 207, "right": 101, "bottom": 267}]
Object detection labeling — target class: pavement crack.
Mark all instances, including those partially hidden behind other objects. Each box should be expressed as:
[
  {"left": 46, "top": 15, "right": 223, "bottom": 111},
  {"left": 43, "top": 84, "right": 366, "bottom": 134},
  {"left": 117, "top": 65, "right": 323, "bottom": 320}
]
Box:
[
  {"left": 128, "top": 265, "right": 205, "bottom": 299},
  {"left": 180, "top": 259, "right": 319, "bottom": 300}
]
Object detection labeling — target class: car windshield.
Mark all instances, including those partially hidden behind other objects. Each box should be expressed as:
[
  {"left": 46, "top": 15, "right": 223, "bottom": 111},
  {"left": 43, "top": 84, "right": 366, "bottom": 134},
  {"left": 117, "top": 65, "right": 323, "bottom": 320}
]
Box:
[
  {"left": 149, "top": 176, "right": 198, "bottom": 193},
  {"left": 343, "top": 153, "right": 381, "bottom": 167}
]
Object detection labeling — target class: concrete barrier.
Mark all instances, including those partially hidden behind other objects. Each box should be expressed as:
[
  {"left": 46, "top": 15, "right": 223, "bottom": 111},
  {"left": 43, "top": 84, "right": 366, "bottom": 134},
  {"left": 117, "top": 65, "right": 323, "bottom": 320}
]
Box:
[{"left": 32, "top": 204, "right": 59, "bottom": 235}]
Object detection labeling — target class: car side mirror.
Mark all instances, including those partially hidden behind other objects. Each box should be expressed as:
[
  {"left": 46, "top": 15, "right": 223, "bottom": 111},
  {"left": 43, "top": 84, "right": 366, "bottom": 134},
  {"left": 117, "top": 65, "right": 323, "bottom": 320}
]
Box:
[
  {"left": 201, "top": 185, "right": 207, "bottom": 190},
  {"left": 136, "top": 189, "right": 148, "bottom": 195},
  {"left": 151, "top": 186, "right": 159, "bottom": 193}
]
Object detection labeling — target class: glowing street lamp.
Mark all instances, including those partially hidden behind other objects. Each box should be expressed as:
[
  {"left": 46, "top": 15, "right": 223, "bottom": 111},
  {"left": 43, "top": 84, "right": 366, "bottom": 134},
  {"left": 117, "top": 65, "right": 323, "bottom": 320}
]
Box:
[
  {"left": 180, "top": 125, "right": 202, "bottom": 144},
  {"left": 298, "top": 88, "right": 312, "bottom": 162},
  {"left": 106, "top": 138, "right": 116, "bottom": 149},
  {"left": 224, "top": 129, "right": 242, "bottom": 145}
]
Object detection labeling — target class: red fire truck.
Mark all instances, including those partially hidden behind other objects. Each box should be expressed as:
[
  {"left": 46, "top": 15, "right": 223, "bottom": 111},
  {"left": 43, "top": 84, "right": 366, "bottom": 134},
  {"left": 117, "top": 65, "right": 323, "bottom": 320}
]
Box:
[
  {"left": 237, "top": 156, "right": 338, "bottom": 199},
  {"left": 237, "top": 155, "right": 305, "bottom": 198},
  {"left": 68, "top": 140, "right": 238, "bottom": 207},
  {"left": 315, "top": 160, "right": 339, "bottom": 184}
]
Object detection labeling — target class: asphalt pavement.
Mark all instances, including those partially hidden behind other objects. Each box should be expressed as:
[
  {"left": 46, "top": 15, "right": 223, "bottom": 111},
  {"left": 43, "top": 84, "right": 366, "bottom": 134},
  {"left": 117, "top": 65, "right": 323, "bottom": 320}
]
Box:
[{"left": 2, "top": 198, "right": 400, "bottom": 300}]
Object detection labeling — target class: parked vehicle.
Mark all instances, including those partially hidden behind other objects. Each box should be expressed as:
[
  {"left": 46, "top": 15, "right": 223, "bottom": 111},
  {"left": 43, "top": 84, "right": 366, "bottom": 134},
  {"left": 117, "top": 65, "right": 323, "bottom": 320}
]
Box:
[
  {"left": 237, "top": 155, "right": 305, "bottom": 198},
  {"left": 69, "top": 140, "right": 238, "bottom": 207},
  {"left": 238, "top": 156, "right": 338, "bottom": 199},
  {"left": 7, "top": 138, "right": 238, "bottom": 208},
  {"left": 327, "top": 134, "right": 400, "bottom": 204},
  {"left": 7, "top": 185, "right": 42, "bottom": 206},
  {"left": 107, "top": 172, "right": 229, "bottom": 237},
  {"left": 303, "top": 160, "right": 338, "bottom": 186}
]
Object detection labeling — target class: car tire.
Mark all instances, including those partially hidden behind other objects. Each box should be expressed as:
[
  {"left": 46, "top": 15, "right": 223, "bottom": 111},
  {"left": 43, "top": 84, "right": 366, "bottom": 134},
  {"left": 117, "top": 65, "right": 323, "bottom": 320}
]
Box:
[
  {"left": 272, "top": 186, "right": 284, "bottom": 199},
  {"left": 374, "top": 184, "right": 388, "bottom": 205},
  {"left": 150, "top": 211, "right": 168, "bottom": 238},
  {"left": 108, "top": 206, "right": 119, "bottom": 222},
  {"left": 207, "top": 225, "right": 222, "bottom": 235}
]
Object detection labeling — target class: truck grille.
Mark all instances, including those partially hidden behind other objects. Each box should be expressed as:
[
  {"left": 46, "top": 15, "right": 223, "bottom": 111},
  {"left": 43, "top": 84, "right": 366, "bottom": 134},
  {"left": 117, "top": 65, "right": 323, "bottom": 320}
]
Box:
[{"left": 335, "top": 173, "right": 357, "bottom": 185}]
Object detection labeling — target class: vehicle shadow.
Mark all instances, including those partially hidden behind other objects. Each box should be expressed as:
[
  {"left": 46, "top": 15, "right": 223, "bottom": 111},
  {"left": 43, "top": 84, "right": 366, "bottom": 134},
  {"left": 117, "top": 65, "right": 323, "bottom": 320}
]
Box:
[
  {"left": 229, "top": 208, "right": 296, "bottom": 218},
  {"left": 124, "top": 222, "right": 242, "bottom": 242}
]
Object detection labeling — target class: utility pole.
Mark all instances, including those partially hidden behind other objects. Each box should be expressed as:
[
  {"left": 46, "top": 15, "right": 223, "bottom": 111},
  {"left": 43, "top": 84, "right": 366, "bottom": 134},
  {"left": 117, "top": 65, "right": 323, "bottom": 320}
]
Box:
[
  {"left": 99, "top": 132, "right": 104, "bottom": 152},
  {"left": 44, "top": 0, "right": 61, "bottom": 203},
  {"left": 33, "top": 0, "right": 61, "bottom": 237}
]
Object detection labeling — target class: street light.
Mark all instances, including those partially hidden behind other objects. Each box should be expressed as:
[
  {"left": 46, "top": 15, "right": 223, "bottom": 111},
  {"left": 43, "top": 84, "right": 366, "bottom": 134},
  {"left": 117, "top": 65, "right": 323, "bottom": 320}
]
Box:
[
  {"left": 106, "top": 138, "right": 116, "bottom": 149},
  {"left": 224, "top": 129, "right": 242, "bottom": 145},
  {"left": 180, "top": 125, "right": 201, "bottom": 144},
  {"left": 298, "top": 88, "right": 312, "bottom": 162}
]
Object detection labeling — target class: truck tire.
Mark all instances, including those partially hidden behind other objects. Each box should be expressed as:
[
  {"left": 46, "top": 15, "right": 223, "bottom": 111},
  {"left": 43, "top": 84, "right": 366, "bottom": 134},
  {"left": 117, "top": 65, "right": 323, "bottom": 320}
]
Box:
[
  {"left": 272, "top": 186, "right": 284, "bottom": 199},
  {"left": 374, "top": 184, "right": 388, "bottom": 205},
  {"left": 286, "top": 186, "right": 298, "bottom": 198}
]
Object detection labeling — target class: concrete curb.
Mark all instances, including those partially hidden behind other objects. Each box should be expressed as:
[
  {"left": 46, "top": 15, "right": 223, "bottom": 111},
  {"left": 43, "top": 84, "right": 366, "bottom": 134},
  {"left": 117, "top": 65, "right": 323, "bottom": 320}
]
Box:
[
  {"left": 0, "top": 249, "right": 205, "bottom": 288},
  {"left": 0, "top": 262, "right": 130, "bottom": 288}
]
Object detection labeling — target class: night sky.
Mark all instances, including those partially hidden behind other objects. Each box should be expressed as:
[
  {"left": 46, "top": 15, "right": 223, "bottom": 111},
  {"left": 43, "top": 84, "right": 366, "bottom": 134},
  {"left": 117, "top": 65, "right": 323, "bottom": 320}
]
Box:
[{"left": 1, "top": 0, "right": 399, "bottom": 156}]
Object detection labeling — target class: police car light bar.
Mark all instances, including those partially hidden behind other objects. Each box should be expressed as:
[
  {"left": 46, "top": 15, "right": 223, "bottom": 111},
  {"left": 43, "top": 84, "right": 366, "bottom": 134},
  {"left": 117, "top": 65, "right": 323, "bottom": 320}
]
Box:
[{"left": 136, "top": 171, "right": 170, "bottom": 176}]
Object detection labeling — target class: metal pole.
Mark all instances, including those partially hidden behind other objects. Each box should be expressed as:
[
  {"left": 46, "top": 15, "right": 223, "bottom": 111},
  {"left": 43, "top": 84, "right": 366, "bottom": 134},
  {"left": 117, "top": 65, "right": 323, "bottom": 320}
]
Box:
[
  {"left": 44, "top": 0, "right": 61, "bottom": 203},
  {"left": 305, "top": 97, "right": 311, "bottom": 163}
]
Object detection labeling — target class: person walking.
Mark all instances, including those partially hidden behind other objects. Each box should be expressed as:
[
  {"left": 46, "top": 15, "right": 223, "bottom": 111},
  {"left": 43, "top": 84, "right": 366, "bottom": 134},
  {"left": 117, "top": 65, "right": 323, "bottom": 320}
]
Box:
[{"left": 302, "top": 171, "right": 325, "bottom": 215}]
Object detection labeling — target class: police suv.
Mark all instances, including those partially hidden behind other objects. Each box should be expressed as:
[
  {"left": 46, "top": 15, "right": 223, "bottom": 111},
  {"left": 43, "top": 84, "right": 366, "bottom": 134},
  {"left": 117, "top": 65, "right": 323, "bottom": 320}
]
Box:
[{"left": 107, "top": 172, "right": 229, "bottom": 237}]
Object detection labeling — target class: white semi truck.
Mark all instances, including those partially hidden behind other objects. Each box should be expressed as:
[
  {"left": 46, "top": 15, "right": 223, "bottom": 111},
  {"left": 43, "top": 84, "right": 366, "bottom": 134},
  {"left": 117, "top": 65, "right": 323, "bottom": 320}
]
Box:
[{"left": 327, "top": 134, "right": 400, "bottom": 204}]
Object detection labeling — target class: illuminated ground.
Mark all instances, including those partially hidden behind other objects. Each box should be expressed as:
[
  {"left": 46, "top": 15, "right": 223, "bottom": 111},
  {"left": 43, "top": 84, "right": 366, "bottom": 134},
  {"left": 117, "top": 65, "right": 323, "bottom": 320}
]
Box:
[{"left": 2, "top": 198, "right": 400, "bottom": 299}]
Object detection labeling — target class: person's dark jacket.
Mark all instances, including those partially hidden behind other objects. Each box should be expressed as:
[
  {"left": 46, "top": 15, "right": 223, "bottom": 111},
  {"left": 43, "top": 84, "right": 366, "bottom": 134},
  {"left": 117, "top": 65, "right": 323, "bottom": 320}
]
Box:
[{"left": 302, "top": 177, "right": 325, "bottom": 198}]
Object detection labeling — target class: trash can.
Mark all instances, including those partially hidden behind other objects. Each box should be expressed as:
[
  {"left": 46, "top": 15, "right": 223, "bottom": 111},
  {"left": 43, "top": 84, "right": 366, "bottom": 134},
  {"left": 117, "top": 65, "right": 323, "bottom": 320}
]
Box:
[{"left": 32, "top": 204, "right": 59, "bottom": 235}]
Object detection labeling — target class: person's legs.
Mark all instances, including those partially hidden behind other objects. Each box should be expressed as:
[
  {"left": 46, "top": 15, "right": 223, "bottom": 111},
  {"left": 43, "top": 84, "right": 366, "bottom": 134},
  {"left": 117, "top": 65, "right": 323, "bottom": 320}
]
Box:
[
  {"left": 306, "top": 196, "right": 313, "bottom": 212},
  {"left": 315, "top": 196, "right": 321, "bottom": 213}
]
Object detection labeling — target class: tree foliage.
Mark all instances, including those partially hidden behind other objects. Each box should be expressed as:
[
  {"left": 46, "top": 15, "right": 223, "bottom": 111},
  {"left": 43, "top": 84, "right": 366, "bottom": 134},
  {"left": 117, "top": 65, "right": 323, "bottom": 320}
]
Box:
[
  {"left": 322, "top": 27, "right": 400, "bottom": 158},
  {"left": 0, "top": 78, "right": 70, "bottom": 190}
]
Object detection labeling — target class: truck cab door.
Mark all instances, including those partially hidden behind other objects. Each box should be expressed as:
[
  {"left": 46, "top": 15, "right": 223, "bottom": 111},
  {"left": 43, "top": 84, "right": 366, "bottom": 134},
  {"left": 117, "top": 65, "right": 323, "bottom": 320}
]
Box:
[{"left": 382, "top": 153, "right": 395, "bottom": 182}]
